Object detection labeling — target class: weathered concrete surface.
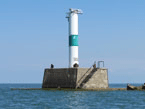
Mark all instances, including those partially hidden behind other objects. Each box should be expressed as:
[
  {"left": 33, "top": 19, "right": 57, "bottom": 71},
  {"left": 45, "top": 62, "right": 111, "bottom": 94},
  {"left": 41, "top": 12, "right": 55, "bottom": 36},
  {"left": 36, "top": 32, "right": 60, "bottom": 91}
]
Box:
[
  {"left": 42, "top": 68, "right": 109, "bottom": 89},
  {"left": 42, "top": 68, "right": 77, "bottom": 88},
  {"left": 77, "top": 68, "right": 108, "bottom": 89}
]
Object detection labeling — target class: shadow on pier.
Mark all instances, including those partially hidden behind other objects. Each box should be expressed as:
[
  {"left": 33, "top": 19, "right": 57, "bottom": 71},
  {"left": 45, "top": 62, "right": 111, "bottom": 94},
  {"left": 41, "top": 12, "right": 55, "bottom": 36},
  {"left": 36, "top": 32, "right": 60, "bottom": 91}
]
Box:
[{"left": 77, "top": 67, "right": 97, "bottom": 88}]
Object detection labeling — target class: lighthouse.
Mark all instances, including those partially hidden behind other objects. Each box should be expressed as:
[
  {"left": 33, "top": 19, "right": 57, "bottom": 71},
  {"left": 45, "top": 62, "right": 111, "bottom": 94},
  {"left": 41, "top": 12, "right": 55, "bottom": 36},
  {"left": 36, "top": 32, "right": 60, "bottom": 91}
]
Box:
[
  {"left": 42, "top": 8, "right": 109, "bottom": 89},
  {"left": 66, "top": 8, "right": 83, "bottom": 68}
]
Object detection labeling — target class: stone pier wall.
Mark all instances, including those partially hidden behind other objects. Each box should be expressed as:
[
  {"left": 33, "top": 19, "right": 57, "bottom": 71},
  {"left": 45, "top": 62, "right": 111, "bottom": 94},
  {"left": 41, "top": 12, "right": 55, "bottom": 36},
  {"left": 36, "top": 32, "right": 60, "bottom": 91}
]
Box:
[
  {"left": 42, "top": 68, "right": 108, "bottom": 89},
  {"left": 42, "top": 68, "right": 77, "bottom": 88},
  {"left": 77, "top": 68, "right": 108, "bottom": 89}
]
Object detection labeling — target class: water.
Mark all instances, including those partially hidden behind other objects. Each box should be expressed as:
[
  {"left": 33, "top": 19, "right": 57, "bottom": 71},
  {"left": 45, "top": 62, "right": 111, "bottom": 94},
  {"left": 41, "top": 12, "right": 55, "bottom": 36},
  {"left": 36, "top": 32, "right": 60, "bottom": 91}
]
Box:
[{"left": 0, "top": 84, "right": 145, "bottom": 109}]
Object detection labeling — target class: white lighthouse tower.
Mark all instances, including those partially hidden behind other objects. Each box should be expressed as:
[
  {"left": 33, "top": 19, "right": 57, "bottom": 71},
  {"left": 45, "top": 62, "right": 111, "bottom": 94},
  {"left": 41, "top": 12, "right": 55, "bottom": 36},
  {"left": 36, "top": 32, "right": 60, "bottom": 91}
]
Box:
[{"left": 66, "top": 8, "right": 83, "bottom": 68}]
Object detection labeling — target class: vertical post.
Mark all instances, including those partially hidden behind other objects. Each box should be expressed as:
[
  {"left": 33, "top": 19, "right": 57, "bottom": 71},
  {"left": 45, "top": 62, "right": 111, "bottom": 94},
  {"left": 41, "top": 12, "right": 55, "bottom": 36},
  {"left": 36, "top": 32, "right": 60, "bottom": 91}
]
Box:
[{"left": 66, "top": 8, "right": 83, "bottom": 68}]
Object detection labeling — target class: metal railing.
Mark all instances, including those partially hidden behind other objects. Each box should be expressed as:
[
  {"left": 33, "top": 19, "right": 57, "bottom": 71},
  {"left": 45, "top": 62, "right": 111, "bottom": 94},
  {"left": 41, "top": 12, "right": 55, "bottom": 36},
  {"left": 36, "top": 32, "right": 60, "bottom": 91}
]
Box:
[{"left": 97, "top": 61, "right": 104, "bottom": 68}]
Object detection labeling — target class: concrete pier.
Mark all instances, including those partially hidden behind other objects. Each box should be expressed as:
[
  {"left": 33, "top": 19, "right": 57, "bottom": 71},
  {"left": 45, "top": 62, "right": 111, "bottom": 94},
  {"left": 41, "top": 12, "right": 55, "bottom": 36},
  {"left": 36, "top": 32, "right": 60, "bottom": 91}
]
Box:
[
  {"left": 42, "top": 68, "right": 109, "bottom": 89},
  {"left": 11, "top": 88, "right": 126, "bottom": 91}
]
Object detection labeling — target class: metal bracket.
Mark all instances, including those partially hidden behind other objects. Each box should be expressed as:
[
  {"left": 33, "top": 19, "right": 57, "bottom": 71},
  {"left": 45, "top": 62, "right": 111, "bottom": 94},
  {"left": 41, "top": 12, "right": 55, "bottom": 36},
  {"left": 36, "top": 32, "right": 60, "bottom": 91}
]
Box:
[{"left": 97, "top": 61, "right": 104, "bottom": 68}]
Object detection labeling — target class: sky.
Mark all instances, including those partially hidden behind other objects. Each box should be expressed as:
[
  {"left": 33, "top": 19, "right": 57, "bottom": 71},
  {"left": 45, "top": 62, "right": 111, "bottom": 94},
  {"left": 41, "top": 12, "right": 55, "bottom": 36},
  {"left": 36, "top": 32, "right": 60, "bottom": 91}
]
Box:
[{"left": 0, "top": 0, "right": 145, "bottom": 83}]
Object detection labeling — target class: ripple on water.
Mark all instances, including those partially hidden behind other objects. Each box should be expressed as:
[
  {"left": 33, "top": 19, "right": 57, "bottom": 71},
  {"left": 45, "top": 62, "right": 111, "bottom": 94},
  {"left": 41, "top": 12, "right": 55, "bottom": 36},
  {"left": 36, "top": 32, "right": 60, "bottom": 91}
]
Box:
[{"left": 0, "top": 84, "right": 145, "bottom": 109}]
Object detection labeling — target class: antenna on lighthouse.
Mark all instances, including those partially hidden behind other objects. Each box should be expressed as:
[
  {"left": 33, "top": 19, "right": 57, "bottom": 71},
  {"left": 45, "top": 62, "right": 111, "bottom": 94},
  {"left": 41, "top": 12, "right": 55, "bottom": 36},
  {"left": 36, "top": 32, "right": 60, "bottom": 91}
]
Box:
[{"left": 66, "top": 8, "right": 83, "bottom": 68}]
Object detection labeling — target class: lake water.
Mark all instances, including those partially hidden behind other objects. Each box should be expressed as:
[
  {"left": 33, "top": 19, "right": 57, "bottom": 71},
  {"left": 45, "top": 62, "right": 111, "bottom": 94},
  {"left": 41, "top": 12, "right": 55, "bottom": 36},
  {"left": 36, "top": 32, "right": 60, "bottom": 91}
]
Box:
[{"left": 0, "top": 83, "right": 145, "bottom": 109}]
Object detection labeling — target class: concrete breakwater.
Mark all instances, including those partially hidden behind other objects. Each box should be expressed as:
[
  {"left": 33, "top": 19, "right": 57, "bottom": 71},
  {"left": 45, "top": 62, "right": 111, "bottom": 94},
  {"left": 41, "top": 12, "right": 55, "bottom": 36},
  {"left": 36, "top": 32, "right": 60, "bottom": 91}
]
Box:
[
  {"left": 11, "top": 84, "right": 145, "bottom": 91},
  {"left": 42, "top": 68, "right": 109, "bottom": 89},
  {"left": 11, "top": 88, "right": 126, "bottom": 91},
  {"left": 127, "top": 84, "right": 145, "bottom": 90}
]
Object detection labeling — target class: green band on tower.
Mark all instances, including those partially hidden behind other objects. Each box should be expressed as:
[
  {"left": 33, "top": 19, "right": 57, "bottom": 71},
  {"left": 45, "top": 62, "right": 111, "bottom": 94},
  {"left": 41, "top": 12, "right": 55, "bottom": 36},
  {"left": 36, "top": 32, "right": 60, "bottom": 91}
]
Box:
[{"left": 69, "top": 35, "right": 78, "bottom": 46}]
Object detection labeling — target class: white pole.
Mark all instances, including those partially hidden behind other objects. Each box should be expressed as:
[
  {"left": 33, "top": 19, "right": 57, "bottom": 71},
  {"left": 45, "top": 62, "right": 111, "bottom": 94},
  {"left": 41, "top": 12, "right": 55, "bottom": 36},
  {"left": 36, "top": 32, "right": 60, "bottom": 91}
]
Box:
[{"left": 66, "top": 8, "right": 83, "bottom": 68}]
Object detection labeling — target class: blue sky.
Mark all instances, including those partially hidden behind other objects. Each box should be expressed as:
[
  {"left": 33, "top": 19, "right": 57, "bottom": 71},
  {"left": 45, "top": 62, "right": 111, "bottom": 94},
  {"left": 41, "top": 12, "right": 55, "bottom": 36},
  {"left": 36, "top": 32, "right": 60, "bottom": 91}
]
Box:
[{"left": 0, "top": 0, "right": 145, "bottom": 83}]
